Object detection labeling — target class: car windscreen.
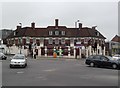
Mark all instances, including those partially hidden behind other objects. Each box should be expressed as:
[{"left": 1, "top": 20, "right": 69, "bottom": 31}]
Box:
[
  {"left": 0, "top": 53, "right": 4, "bottom": 56},
  {"left": 114, "top": 55, "right": 120, "bottom": 57},
  {"left": 105, "top": 56, "right": 113, "bottom": 60},
  {"left": 117, "top": 59, "right": 120, "bottom": 62},
  {"left": 13, "top": 55, "right": 24, "bottom": 59}
]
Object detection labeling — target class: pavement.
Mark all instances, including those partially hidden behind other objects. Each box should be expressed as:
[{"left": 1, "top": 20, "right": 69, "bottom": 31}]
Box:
[{"left": 35, "top": 55, "right": 85, "bottom": 60}]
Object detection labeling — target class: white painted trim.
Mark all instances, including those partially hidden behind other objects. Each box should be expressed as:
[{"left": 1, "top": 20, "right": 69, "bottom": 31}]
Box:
[
  {"left": 22, "top": 37, "right": 26, "bottom": 39},
  {"left": 44, "top": 38, "right": 49, "bottom": 40}
]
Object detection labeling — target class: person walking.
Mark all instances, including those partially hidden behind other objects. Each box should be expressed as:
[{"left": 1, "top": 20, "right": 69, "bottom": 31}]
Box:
[{"left": 33, "top": 49, "right": 36, "bottom": 59}]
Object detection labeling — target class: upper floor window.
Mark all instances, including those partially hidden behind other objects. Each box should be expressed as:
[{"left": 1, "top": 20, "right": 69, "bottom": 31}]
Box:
[
  {"left": 33, "top": 37, "right": 36, "bottom": 43},
  {"left": 61, "top": 38, "right": 65, "bottom": 44},
  {"left": 55, "top": 38, "right": 59, "bottom": 44},
  {"left": 14, "top": 32, "right": 16, "bottom": 36},
  {"left": 70, "top": 38, "right": 74, "bottom": 44},
  {"left": 49, "top": 38, "right": 53, "bottom": 44},
  {"left": 61, "top": 31, "right": 65, "bottom": 35},
  {"left": 26, "top": 37, "right": 30, "bottom": 44},
  {"left": 55, "top": 31, "right": 59, "bottom": 35},
  {"left": 49, "top": 31, "right": 53, "bottom": 35},
  {"left": 18, "top": 37, "right": 22, "bottom": 44}
]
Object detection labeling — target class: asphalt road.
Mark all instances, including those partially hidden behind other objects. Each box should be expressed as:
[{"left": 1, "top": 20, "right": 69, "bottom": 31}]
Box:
[{"left": 2, "top": 56, "right": 119, "bottom": 86}]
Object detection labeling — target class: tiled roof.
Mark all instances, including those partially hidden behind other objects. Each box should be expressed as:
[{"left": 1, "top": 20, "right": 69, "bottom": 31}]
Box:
[
  {"left": 7, "top": 26, "right": 106, "bottom": 39},
  {"left": 111, "top": 35, "right": 120, "bottom": 42},
  {"left": 79, "top": 27, "right": 106, "bottom": 39}
]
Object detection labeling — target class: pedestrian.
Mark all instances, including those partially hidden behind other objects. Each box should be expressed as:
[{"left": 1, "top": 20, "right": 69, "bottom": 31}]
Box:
[{"left": 33, "top": 50, "right": 36, "bottom": 59}]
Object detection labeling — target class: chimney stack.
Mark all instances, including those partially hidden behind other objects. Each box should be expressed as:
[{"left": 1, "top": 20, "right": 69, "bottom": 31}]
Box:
[
  {"left": 55, "top": 19, "right": 58, "bottom": 27},
  {"left": 31, "top": 22, "right": 35, "bottom": 29},
  {"left": 17, "top": 26, "right": 21, "bottom": 29},
  {"left": 92, "top": 26, "right": 97, "bottom": 29},
  {"left": 78, "top": 23, "right": 82, "bottom": 29}
]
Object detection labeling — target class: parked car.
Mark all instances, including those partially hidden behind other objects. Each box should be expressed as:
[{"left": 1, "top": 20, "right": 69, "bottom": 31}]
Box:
[
  {"left": 85, "top": 55, "right": 120, "bottom": 69},
  {"left": 112, "top": 54, "right": 120, "bottom": 60},
  {"left": 0, "top": 52, "right": 7, "bottom": 60},
  {"left": 10, "top": 54, "right": 27, "bottom": 68}
]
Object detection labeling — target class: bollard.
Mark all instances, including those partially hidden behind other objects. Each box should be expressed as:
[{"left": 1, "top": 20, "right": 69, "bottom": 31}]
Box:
[{"left": 53, "top": 52, "right": 57, "bottom": 58}]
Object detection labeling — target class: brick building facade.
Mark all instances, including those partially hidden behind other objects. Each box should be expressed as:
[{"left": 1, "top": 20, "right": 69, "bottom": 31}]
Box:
[{"left": 6, "top": 19, "right": 106, "bottom": 58}]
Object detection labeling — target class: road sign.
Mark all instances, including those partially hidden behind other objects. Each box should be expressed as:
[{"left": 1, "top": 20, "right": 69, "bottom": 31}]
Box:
[
  {"left": 76, "top": 42, "right": 81, "bottom": 45},
  {"left": 75, "top": 46, "right": 82, "bottom": 49}
]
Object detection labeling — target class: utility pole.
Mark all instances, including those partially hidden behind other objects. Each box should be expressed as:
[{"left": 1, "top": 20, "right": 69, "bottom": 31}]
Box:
[{"left": 75, "top": 20, "right": 79, "bottom": 59}]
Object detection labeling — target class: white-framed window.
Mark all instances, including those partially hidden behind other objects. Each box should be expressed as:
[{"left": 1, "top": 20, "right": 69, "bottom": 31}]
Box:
[
  {"left": 26, "top": 37, "right": 30, "bottom": 43},
  {"left": 14, "top": 32, "right": 16, "bottom": 36},
  {"left": 61, "top": 38, "right": 65, "bottom": 44},
  {"left": 55, "top": 38, "right": 59, "bottom": 44},
  {"left": 49, "top": 31, "right": 53, "bottom": 35},
  {"left": 18, "top": 37, "right": 22, "bottom": 44},
  {"left": 97, "top": 32, "right": 99, "bottom": 36},
  {"left": 70, "top": 38, "right": 74, "bottom": 44},
  {"left": 6, "top": 32, "right": 8, "bottom": 35},
  {"left": 61, "top": 31, "right": 65, "bottom": 35},
  {"left": 40, "top": 38, "right": 44, "bottom": 43},
  {"left": 84, "top": 38, "right": 89, "bottom": 44},
  {"left": 49, "top": 38, "right": 53, "bottom": 44},
  {"left": 12, "top": 38, "right": 15, "bottom": 44},
  {"left": 33, "top": 37, "right": 36, "bottom": 43},
  {"left": 55, "top": 31, "right": 59, "bottom": 35},
  {"left": 96, "top": 32, "right": 99, "bottom": 36}
]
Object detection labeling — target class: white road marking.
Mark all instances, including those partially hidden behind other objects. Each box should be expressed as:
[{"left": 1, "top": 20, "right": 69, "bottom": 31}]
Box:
[
  {"left": 17, "top": 71, "right": 24, "bottom": 74},
  {"left": 36, "top": 74, "right": 48, "bottom": 80},
  {"left": 43, "top": 69, "right": 56, "bottom": 72}
]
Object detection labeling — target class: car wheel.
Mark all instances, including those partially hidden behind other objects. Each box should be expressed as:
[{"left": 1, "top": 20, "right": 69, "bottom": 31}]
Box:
[
  {"left": 25, "top": 63, "right": 27, "bottom": 67},
  {"left": 23, "top": 64, "right": 27, "bottom": 68},
  {"left": 90, "top": 62, "right": 95, "bottom": 67},
  {"left": 112, "top": 64, "right": 118, "bottom": 69},
  {"left": 5, "top": 57, "right": 7, "bottom": 60},
  {"left": 10, "top": 65, "right": 12, "bottom": 68}
]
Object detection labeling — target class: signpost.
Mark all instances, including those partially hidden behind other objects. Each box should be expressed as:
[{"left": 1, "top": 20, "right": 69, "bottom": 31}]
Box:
[{"left": 75, "top": 42, "right": 82, "bottom": 59}]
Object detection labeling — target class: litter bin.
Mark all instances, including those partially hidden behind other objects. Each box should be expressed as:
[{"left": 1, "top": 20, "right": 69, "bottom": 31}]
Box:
[{"left": 53, "top": 52, "right": 57, "bottom": 58}]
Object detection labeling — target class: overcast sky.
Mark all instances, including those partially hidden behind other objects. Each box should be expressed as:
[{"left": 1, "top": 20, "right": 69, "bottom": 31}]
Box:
[{"left": 0, "top": 1, "right": 119, "bottom": 41}]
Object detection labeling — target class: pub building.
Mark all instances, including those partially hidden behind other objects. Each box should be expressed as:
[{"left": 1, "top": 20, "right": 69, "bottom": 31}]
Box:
[{"left": 6, "top": 19, "right": 106, "bottom": 58}]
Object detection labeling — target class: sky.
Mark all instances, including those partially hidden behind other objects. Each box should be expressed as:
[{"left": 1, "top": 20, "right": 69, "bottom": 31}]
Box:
[{"left": 0, "top": 0, "right": 119, "bottom": 41}]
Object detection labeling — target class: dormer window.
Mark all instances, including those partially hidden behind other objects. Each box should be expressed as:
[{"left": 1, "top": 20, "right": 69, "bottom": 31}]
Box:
[
  {"left": 55, "top": 31, "right": 59, "bottom": 35},
  {"left": 97, "top": 32, "right": 100, "bottom": 36},
  {"left": 14, "top": 32, "right": 16, "bottom": 36},
  {"left": 61, "top": 31, "right": 65, "bottom": 35},
  {"left": 95, "top": 32, "right": 99, "bottom": 36},
  {"left": 97, "top": 32, "right": 99, "bottom": 36},
  {"left": 49, "top": 31, "right": 53, "bottom": 35}
]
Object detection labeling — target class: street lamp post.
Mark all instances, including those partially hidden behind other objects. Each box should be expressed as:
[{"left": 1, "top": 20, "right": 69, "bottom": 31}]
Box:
[
  {"left": 19, "top": 23, "right": 22, "bottom": 27},
  {"left": 75, "top": 20, "right": 79, "bottom": 28},
  {"left": 19, "top": 37, "right": 22, "bottom": 54},
  {"left": 19, "top": 23, "right": 22, "bottom": 54},
  {"left": 75, "top": 20, "right": 80, "bottom": 59}
]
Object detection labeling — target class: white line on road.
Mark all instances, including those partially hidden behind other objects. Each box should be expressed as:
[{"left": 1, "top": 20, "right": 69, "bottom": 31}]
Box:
[
  {"left": 17, "top": 71, "right": 24, "bottom": 74},
  {"left": 43, "top": 69, "right": 56, "bottom": 72}
]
